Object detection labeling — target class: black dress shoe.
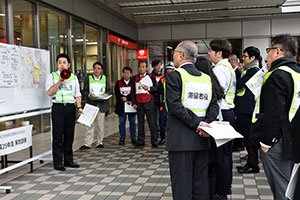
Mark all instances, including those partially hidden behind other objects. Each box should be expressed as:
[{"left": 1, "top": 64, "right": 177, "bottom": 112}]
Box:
[
  {"left": 119, "top": 138, "right": 125, "bottom": 145},
  {"left": 152, "top": 143, "right": 158, "bottom": 148},
  {"left": 236, "top": 164, "right": 248, "bottom": 170},
  {"left": 96, "top": 144, "right": 104, "bottom": 148},
  {"left": 131, "top": 138, "right": 136, "bottom": 144},
  {"left": 159, "top": 139, "right": 166, "bottom": 145},
  {"left": 64, "top": 162, "right": 80, "bottom": 168},
  {"left": 214, "top": 194, "right": 227, "bottom": 200},
  {"left": 79, "top": 145, "right": 91, "bottom": 150},
  {"left": 237, "top": 165, "right": 259, "bottom": 173},
  {"left": 135, "top": 143, "right": 145, "bottom": 148},
  {"left": 54, "top": 165, "right": 66, "bottom": 171}
]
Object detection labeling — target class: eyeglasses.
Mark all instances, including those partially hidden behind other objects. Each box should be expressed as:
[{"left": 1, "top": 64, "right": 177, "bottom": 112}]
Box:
[
  {"left": 242, "top": 55, "right": 249, "bottom": 58},
  {"left": 173, "top": 50, "right": 184, "bottom": 57},
  {"left": 266, "top": 47, "right": 283, "bottom": 53}
]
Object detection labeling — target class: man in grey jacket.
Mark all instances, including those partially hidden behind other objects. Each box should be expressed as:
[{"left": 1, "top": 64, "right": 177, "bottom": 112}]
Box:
[{"left": 165, "top": 41, "right": 219, "bottom": 200}]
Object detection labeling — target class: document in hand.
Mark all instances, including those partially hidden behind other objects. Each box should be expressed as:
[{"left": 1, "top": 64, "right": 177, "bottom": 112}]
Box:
[
  {"left": 245, "top": 66, "right": 268, "bottom": 98},
  {"left": 77, "top": 103, "right": 99, "bottom": 127},
  {"left": 139, "top": 75, "right": 153, "bottom": 87},
  {"left": 94, "top": 94, "right": 112, "bottom": 100},
  {"left": 285, "top": 163, "right": 300, "bottom": 200},
  {"left": 124, "top": 102, "right": 137, "bottom": 113},
  {"left": 200, "top": 121, "right": 243, "bottom": 147}
]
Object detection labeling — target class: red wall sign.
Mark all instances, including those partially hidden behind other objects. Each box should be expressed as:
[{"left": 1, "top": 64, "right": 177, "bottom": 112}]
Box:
[
  {"left": 108, "top": 34, "right": 137, "bottom": 49},
  {"left": 137, "top": 49, "right": 148, "bottom": 60}
]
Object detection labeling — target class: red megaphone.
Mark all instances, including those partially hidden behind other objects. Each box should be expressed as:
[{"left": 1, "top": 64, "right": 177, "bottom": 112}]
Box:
[{"left": 60, "top": 69, "right": 71, "bottom": 79}]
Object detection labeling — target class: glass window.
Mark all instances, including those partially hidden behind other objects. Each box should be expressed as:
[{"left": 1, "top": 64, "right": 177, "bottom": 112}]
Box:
[
  {"left": 86, "top": 25, "right": 98, "bottom": 74},
  {"left": 13, "top": 0, "right": 34, "bottom": 47},
  {"left": 39, "top": 5, "right": 67, "bottom": 53},
  {"left": 0, "top": 0, "right": 6, "bottom": 43},
  {"left": 72, "top": 19, "right": 84, "bottom": 74}
]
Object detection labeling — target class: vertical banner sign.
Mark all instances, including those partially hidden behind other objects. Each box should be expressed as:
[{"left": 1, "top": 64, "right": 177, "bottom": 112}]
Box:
[
  {"left": 137, "top": 49, "right": 148, "bottom": 60},
  {"left": 0, "top": 125, "right": 33, "bottom": 156}
]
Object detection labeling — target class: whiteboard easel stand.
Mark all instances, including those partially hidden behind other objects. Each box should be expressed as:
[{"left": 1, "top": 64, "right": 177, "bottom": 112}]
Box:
[
  {"left": 0, "top": 109, "right": 52, "bottom": 194},
  {"left": 0, "top": 150, "right": 52, "bottom": 194}
]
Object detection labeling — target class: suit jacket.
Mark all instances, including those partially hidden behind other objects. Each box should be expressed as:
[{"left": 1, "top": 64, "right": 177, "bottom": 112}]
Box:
[
  {"left": 130, "top": 72, "right": 158, "bottom": 111},
  {"left": 250, "top": 56, "right": 300, "bottom": 159},
  {"left": 83, "top": 74, "right": 111, "bottom": 113},
  {"left": 234, "top": 67, "right": 259, "bottom": 115},
  {"left": 165, "top": 63, "right": 219, "bottom": 152},
  {"left": 114, "top": 77, "right": 135, "bottom": 116}
]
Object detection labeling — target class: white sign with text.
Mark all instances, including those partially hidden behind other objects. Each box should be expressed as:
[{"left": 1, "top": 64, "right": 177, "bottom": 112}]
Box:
[{"left": 0, "top": 125, "right": 33, "bottom": 156}]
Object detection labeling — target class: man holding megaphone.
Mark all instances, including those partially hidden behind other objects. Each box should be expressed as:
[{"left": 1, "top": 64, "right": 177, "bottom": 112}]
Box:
[{"left": 45, "top": 53, "right": 83, "bottom": 171}]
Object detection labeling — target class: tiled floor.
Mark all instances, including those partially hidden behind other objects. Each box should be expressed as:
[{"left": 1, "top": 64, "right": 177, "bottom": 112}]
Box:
[{"left": 0, "top": 114, "right": 273, "bottom": 200}]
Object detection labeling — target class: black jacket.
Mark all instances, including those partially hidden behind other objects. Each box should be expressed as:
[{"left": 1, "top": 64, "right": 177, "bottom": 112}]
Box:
[
  {"left": 130, "top": 72, "right": 158, "bottom": 110},
  {"left": 250, "top": 56, "right": 300, "bottom": 159},
  {"left": 114, "top": 78, "right": 136, "bottom": 116},
  {"left": 83, "top": 74, "right": 111, "bottom": 113},
  {"left": 165, "top": 63, "right": 219, "bottom": 151},
  {"left": 235, "top": 67, "right": 259, "bottom": 115},
  {"left": 152, "top": 70, "right": 162, "bottom": 105}
]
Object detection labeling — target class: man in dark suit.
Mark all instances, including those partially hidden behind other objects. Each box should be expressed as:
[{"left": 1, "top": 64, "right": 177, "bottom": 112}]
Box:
[
  {"left": 131, "top": 61, "right": 158, "bottom": 147},
  {"left": 166, "top": 41, "right": 219, "bottom": 200},
  {"left": 251, "top": 34, "right": 300, "bottom": 200}
]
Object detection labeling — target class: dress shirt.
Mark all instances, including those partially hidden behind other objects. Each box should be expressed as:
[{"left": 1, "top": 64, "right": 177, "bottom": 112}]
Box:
[
  {"left": 45, "top": 70, "right": 81, "bottom": 103},
  {"left": 213, "top": 59, "right": 235, "bottom": 110}
]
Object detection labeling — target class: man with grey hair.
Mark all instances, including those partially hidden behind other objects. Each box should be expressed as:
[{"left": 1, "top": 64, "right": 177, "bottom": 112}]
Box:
[{"left": 165, "top": 41, "right": 219, "bottom": 199}]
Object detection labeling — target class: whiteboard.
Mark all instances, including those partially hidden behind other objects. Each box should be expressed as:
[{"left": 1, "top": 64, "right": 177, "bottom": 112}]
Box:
[{"left": 0, "top": 43, "right": 51, "bottom": 115}]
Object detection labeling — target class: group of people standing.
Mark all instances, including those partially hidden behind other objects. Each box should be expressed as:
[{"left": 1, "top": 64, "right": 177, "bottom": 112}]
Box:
[
  {"left": 166, "top": 35, "right": 300, "bottom": 200},
  {"left": 46, "top": 33, "right": 300, "bottom": 200}
]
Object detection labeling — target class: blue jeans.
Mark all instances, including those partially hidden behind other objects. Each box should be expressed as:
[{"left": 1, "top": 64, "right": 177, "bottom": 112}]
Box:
[{"left": 119, "top": 114, "right": 136, "bottom": 139}]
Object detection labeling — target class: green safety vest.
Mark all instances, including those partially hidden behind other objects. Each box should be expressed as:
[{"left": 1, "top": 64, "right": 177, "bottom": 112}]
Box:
[
  {"left": 236, "top": 65, "right": 260, "bottom": 97},
  {"left": 52, "top": 72, "right": 75, "bottom": 102},
  {"left": 176, "top": 68, "right": 212, "bottom": 117},
  {"left": 219, "top": 62, "right": 236, "bottom": 105},
  {"left": 89, "top": 75, "right": 106, "bottom": 101},
  {"left": 252, "top": 66, "right": 300, "bottom": 123}
]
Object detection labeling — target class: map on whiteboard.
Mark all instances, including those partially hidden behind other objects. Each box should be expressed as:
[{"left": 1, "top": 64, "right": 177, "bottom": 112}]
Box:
[
  {"left": 0, "top": 44, "right": 49, "bottom": 89},
  {"left": 0, "top": 43, "right": 51, "bottom": 116}
]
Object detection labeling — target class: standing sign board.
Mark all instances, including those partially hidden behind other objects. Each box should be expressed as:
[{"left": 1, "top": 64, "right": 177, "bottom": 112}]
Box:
[{"left": 0, "top": 125, "right": 33, "bottom": 156}]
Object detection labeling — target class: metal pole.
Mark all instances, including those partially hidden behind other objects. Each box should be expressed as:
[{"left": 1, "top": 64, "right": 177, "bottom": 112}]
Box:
[{"left": 6, "top": 0, "right": 14, "bottom": 44}]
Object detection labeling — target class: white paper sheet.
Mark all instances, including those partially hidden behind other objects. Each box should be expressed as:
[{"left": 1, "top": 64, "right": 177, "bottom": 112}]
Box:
[
  {"left": 77, "top": 103, "right": 99, "bottom": 127},
  {"left": 124, "top": 102, "right": 137, "bottom": 113},
  {"left": 286, "top": 163, "right": 300, "bottom": 200},
  {"left": 139, "top": 75, "right": 153, "bottom": 87},
  {"left": 200, "top": 121, "right": 243, "bottom": 147},
  {"left": 245, "top": 66, "right": 268, "bottom": 98},
  {"left": 94, "top": 94, "right": 112, "bottom": 100}
]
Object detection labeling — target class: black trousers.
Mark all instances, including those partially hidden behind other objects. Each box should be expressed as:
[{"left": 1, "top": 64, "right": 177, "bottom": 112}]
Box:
[
  {"left": 236, "top": 114, "right": 258, "bottom": 167},
  {"left": 169, "top": 150, "right": 209, "bottom": 200},
  {"left": 137, "top": 104, "right": 158, "bottom": 145},
  {"left": 214, "top": 109, "right": 235, "bottom": 195},
  {"left": 51, "top": 103, "right": 76, "bottom": 167}
]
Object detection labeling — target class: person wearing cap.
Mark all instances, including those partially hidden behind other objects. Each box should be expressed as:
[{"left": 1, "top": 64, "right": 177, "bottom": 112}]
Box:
[
  {"left": 80, "top": 62, "right": 111, "bottom": 150},
  {"left": 157, "top": 62, "right": 174, "bottom": 144},
  {"left": 45, "top": 53, "right": 83, "bottom": 171}
]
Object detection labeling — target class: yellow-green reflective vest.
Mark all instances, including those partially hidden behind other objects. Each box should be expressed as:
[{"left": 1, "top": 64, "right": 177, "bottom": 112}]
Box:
[
  {"left": 219, "top": 62, "right": 236, "bottom": 105},
  {"left": 176, "top": 68, "right": 212, "bottom": 117},
  {"left": 252, "top": 66, "right": 300, "bottom": 123},
  {"left": 89, "top": 75, "right": 106, "bottom": 101},
  {"left": 52, "top": 72, "right": 75, "bottom": 102},
  {"left": 236, "top": 65, "right": 260, "bottom": 97}
]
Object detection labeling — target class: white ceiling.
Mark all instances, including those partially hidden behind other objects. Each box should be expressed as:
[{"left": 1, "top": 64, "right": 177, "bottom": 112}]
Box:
[{"left": 99, "top": 0, "right": 300, "bottom": 27}]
